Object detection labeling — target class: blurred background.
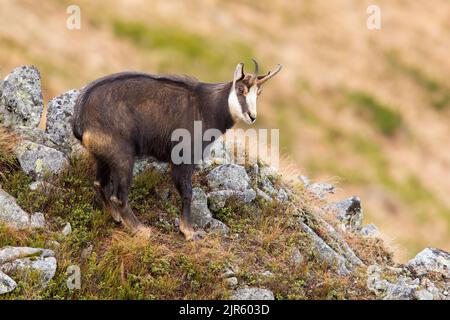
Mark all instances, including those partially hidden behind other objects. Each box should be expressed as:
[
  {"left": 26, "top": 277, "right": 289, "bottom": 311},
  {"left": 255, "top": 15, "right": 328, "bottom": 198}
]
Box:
[{"left": 0, "top": 0, "right": 449, "bottom": 261}]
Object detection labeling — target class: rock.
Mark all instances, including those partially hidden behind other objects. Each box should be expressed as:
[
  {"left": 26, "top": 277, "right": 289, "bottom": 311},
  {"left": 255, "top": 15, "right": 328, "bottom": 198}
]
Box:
[
  {"left": 291, "top": 248, "right": 304, "bottom": 265},
  {"left": 407, "top": 248, "right": 450, "bottom": 277},
  {"left": 259, "top": 165, "right": 277, "bottom": 181},
  {"left": 366, "top": 264, "right": 445, "bottom": 300},
  {"left": 0, "top": 256, "right": 57, "bottom": 286},
  {"left": 415, "top": 289, "right": 434, "bottom": 300},
  {"left": 300, "top": 222, "right": 351, "bottom": 276},
  {"left": 324, "top": 197, "right": 363, "bottom": 232},
  {"left": 208, "top": 189, "right": 256, "bottom": 211},
  {"left": 45, "top": 240, "right": 61, "bottom": 252},
  {"left": 224, "top": 277, "right": 238, "bottom": 289},
  {"left": 62, "top": 222, "right": 72, "bottom": 236},
  {"left": 207, "top": 164, "right": 251, "bottom": 192},
  {"left": 256, "top": 188, "right": 272, "bottom": 202},
  {"left": 133, "top": 158, "right": 169, "bottom": 176},
  {"left": 361, "top": 224, "right": 380, "bottom": 237},
  {"left": 231, "top": 287, "right": 275, "bottom": 300},
  {"left": 276, "top": 188, "right": 289, "bottom": 202},
  {"left": 257, "top": 167, "right": 288, "bottom": 203},
  {"left": 45, "top": 90, "right": 80, "bottom": 154},
  {"left": 0, "top": 188, "right": 30, "bottom": 229},
  {"left": 0, "top": 65, "right": 43, "bottom": 128},
  {"left": 298, "top": 175, "right": 310, "bottom": 187},
  {"left": 0, "top": 271, "right": 17, "bottom": 294},
  {"left": 190, "top": 188, "right": 229, "bottom": 234},
  {"left": 0, "top": 247, "right": 54, "bottom": 265},
  {"left": 81, "top": 245, "right": 93, "bottom": 260},
  {"left": 367, "top": 265, "right": 418, "bottom": 300},
  {"left": 30, "top": 212, "right": 45, "bottom": 229},
  {"left": 204, "top": 138, "right": 232, "bottom": 165},
  {"left": 307, "top": 182, "right": 335, "bottom": 200},
  {"left": 0, "top": 247, "right": 56, "bottom": 286},
  {"left": 318, "top": 218, "right": 364, "bottom": 267},
  {"left": 207, "top": 218, "right": 230, "bottom": 234},
  {"left": 260, "top": 270, "right": 274, "bottom": 278},
  {"left": 14, "top": 140, "right": 68, "bottom": 179}
]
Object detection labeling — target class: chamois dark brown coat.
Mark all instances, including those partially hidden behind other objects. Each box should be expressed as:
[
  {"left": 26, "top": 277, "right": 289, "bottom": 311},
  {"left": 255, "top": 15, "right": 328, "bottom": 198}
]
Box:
[{"left": 72, "top": 61, "right": 281, "bottom": 240}]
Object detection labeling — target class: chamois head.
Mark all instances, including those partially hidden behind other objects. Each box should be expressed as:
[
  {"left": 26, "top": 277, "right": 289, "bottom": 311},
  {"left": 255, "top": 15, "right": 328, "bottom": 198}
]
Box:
[{"left": 228, "top": 59, "right": 282, "bottom": 124}]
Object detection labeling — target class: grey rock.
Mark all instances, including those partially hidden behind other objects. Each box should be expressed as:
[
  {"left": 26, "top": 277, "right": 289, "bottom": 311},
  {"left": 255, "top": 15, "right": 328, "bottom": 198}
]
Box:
[
  {"left": 45, "top": 89, "right": 80, "bottom": 154},
  {"left": 224, "top": 277, "right": 238, "bottom": 289},
  {"left": 133, "top": 158, "right": 169, "bottom": 176},
  {"left": 0, "top": 271, "right": 17, "bottom": 295},
  {"left": 256, "top": 188, "right": 272, "bottom": 202},
  {"left": 14, "top": 140, "right": 68, "bottom": 179},
  {"left": 300, "top": 222, "right": 351, "bottom": 276},
  {"left": 291, "top": 248, "right": 304, "bottom": 265},
  {"left": 259, "top": 165, "right": 277, "bottom": 181},
  {"left": 30, "top": 212, "right": 45, "bottom": 229},
  {"left": 208, "top": 189, "right": 256, "bottom": 211},
  {"left": 81, "top": 245, "right": 93, "bottom": 260},
  {"left": 207, "top": 164, "right": 251, "bottom": 192},
  {"left": 318, "top": 218, "right": 364, "bottom": 267},
  {"left": 260, "top": 270, "right": 274, "bottom": 278},
  {"left": 367, "top": 265, "right": 419, "bottom": 300},
  {"left": 0, "top": 256, "right": 57, "bottom": 286},
  {"left": 45, "top": 240, "right": 61, "bottom": 252},
  {"left": 231, "top": 287, "right": 275, "bottom": 300},
  {"left": 62, "top": 222, "right": 72, "bottom": 236},
  {"left": 0, "top": 188, "right": 30, "bottom": 229},
  {"left": 0, "top": 65, "right": 43, "bottom": 128},
  {"left": 307, "top": 182, "right": 335, "bottom": 200},
  {"left": 361, "top": 224, "right": 380, "bottom": 237},
  {"left": 276, "top": 188, "right": 289, "bottom": 202},
  {"left": 0, "top": 247, "right": 54, "bottom": 267},
  {"left": 191, "top": 188, "right": 229, "bottom": 234},
  {"left": 298, "top": 175, "right": 310, "bottom": 187},
  {"left": 191, "top": 188, "right": 213, "bottom": 226},
  {"left": 415, "top": 289, "right": 434, "bottom": 300},
  {"left": 324, "top": 197, "right": 363, "bottom": 232},
  {"left": 407, "top": 248, "right": 450, "bottom": 277},
  {"left": 201, "top": 138, "right": 232, "bottom": 168}
]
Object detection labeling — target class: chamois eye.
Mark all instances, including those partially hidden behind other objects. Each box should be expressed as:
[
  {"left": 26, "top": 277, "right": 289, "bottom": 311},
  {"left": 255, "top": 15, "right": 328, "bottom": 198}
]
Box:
[{"left": 238, "top": 87, "right": 244, "bottom": 95}]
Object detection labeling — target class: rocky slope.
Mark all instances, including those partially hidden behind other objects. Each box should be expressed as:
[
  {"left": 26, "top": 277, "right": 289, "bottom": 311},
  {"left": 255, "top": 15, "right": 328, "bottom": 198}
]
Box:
[{"left": 0, "top": 66, "right": 448, "bottom": 299}]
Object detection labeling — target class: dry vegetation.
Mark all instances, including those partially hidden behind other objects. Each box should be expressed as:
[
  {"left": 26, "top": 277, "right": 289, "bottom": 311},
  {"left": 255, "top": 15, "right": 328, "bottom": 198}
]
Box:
[
  {"left": 0, "top": 0, "right": 449, "bottom": 262},
  {"left": 0, "top": 129, "right": 389, "bottom": 300}
]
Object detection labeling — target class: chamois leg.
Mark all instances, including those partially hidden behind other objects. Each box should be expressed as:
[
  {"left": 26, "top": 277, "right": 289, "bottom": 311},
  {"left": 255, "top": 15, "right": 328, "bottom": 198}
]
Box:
[
  {"left": 110, "top": 155, "right": 150, "bottom": 237},
  {"left": 172, "top": 164, "right": 204, "bottom": 241},
  {"left": 94, "top": 158, "right": 121, "bottom": 223}
]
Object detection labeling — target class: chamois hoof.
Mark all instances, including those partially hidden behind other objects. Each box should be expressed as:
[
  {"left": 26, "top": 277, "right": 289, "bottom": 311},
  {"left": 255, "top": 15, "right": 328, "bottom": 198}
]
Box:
[
  {"left": 110, "top": 195, "right": 123, "bottom": 206},
  {"left": 109, "top": 208, "right": 122, "bottom": 224}
]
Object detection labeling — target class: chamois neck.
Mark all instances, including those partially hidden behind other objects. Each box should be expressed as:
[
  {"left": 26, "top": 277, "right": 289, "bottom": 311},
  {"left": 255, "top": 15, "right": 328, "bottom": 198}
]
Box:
[{"left": 197, "top": 81, "right": 235, "bottom": 133}]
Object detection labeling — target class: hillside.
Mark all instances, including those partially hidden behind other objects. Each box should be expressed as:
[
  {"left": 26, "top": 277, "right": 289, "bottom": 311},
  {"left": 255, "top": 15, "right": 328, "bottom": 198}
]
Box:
[
  {"left": 1, "top": 0, "right": 449, "bottom": 261},
  {"left": 0, "top": 65, "right": 449, "bottom": 300}
]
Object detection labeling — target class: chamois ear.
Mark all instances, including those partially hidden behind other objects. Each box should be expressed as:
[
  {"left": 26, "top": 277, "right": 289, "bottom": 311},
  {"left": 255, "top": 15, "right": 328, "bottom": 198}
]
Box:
[{"left": 233, "top": 63, "right": 245, "bottom": 85}]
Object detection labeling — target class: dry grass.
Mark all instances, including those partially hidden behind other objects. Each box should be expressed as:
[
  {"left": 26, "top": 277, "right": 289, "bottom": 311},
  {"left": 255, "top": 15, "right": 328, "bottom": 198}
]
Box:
[{"left": 0, "top": 0, "right": 449, "bottom": 262}]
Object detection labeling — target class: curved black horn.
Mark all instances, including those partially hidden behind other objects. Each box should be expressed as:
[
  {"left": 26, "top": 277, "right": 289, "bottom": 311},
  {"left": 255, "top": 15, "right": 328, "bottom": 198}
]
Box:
[
  {"left": 251, "top": 58, "right": 259, "bottom": 77},
  {"left": 257, "top": 64, "right": 282, "bottom": 85}
]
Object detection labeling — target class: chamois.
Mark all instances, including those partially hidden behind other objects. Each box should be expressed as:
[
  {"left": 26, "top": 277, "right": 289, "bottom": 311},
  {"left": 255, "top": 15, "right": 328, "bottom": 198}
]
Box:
[{"left": 72, "top": 59, "right": 282, "bottom": 240}]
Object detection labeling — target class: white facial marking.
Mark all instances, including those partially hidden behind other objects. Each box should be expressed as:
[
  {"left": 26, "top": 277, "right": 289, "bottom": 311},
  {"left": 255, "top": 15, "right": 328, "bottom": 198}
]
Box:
[
  {"left": 246, "top": 85, "right": 258, "bottom": 118},
  {"left": 228, "top": 86, "right": 243, "bottom": 122}
]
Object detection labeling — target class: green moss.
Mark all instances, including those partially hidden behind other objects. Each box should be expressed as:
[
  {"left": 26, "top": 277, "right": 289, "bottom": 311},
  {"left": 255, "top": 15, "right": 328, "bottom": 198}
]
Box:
[{"left": 346, "top": 91, "right": 403, "bottom": 136}]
